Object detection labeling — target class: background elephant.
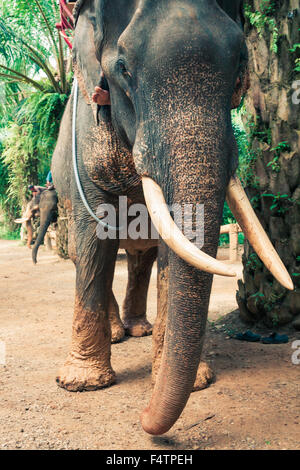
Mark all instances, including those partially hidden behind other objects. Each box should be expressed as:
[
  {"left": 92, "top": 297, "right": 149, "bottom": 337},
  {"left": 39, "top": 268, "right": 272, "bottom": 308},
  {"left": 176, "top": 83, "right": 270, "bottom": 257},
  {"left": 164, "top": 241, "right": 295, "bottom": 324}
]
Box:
[
  {"left": 15, "top": 188, "right": 58, "bottom": 256},
  {"left": 51, "top": 0, "right": 292, "bottom": 436},
  {"left": 30, "top": 188, "right": 58, "bottom": 263},
  {"left": 15, "top": 195, "right": 41, "bottom": 248}
]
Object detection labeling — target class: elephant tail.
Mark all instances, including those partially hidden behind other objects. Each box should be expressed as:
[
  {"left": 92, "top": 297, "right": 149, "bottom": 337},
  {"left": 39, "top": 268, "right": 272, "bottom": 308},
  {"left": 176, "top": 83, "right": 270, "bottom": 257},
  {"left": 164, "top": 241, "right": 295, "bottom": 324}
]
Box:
[{"left": 32, "top": 212, "right": 53, "bottom": 264}]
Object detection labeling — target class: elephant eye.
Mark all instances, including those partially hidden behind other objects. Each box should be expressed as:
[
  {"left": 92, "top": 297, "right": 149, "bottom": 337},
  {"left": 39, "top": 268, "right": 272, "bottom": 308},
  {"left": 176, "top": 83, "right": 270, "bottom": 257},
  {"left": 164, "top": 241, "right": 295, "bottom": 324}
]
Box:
[{"left": 116, "top": 59, "right": 131, "bottom": 78}]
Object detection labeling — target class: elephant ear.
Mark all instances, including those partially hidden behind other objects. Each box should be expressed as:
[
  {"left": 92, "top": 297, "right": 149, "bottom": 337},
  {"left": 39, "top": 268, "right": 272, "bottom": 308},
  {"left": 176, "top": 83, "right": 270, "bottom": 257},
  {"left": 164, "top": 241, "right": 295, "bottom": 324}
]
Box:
[
  {"left": 216, "top": 0, "right": 245, "bottom": 28},
  {"left": 72, "top": 0, "right": 103, "bottom": 104}
]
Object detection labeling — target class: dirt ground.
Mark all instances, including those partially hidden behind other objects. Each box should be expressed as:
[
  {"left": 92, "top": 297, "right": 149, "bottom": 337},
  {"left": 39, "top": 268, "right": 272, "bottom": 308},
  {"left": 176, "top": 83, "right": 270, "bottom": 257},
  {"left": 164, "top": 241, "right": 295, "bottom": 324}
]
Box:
[{"left": 0, "top": 239, "right": 299, "bottom": 450}]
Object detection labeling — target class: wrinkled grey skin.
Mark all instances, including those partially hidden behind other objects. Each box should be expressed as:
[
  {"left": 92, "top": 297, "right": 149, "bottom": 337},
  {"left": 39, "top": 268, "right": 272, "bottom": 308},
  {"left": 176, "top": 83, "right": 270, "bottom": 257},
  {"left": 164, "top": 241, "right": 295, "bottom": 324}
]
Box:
[
  {"left": 52, "top": 0, "right": 247, "bottom": 435},
  {"left": 32, "top": 189, "right": 58, "bottom": 264}
]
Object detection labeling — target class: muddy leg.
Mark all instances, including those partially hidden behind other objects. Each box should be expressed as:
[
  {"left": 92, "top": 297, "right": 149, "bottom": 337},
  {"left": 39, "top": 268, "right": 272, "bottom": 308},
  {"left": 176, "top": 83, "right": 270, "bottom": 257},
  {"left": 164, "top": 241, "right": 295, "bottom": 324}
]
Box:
[
  {"left": 109, "top": 291, "right": 125, "bottom": 344},
  {"left": 122, "top": 247, "right": 157, "bottom": 337},
  {"left": 56, "top": 222, "right": 119, "bottom": 392},
  {"left": 152, "top": 243, "right": 214, "bottom": 391}
]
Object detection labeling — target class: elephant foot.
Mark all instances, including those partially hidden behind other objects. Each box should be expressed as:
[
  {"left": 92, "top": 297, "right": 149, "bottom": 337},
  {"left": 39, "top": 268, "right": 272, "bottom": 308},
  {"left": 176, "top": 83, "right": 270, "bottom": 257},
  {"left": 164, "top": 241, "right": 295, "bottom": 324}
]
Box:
[
  {"left": 192, "top": 361, "right": 214, "bottom": 392},
  {"left": 123, "top": 317, "right": 153, "bottom": 337},
  {"left": 111, "top": 322, "right": 125, "bottom": 344},
  {"left": 56, "top": 355, "right": 116, "bottom": 392}
]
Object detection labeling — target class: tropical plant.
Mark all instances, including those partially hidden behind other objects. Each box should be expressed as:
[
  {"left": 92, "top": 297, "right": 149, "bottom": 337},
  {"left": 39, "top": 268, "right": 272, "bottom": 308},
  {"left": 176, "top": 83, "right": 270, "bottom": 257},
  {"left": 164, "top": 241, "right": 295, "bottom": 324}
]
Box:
[
  {"left": 219, "top": 110, "right": 249, "bottom": 245},
  {"left": 237, "top": 0, "right": 300, "bottom": 327},
  {"left": 0, "top": 0, "right": 72, "bottom": 231},
  {"left": 0, "top": 0, "right": 70, "bottom": 95}
]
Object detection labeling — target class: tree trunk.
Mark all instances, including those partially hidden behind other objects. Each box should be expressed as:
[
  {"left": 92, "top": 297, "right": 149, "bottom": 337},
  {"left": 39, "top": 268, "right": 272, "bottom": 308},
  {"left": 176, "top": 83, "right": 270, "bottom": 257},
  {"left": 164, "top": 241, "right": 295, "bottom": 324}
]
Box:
[{"left": 237, "top": 0, "right": 300, "bottom": 329}]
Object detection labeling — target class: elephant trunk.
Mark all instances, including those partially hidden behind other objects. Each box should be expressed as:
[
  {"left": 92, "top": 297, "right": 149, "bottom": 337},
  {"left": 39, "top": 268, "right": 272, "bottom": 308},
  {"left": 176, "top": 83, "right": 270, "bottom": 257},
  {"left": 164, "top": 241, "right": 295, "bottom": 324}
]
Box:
[
  {"left": 139, "top": 143, "right": 293, "bottom": 434},
  {"left": 139, "top": 132, "right": 227, "bottom": 433},
  {"left": 141, "top": 251, "right": 216, "bottom": 434},
  {"left": 32, "top": 210, "right": 53, "bottom": 264}
]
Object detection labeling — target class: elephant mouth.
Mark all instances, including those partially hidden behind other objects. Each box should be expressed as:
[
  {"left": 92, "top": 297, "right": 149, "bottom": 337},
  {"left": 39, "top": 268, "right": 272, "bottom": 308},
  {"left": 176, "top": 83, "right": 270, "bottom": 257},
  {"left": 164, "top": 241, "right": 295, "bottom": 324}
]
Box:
[{"left": 142, "top": 175, "right": 293, "bottom": 290}]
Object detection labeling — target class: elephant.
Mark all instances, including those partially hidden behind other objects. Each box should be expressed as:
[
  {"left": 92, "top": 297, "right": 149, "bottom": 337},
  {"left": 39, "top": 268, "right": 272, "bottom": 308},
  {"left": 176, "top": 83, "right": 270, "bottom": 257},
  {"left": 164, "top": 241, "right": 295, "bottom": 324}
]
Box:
[
  {"left": 51, "top": 0, "right": 293, "bottom": 435},
  {"left": 15, "top": 188, "right": 58, "bottom": 258},
  {"left": 15, "top": 195, "right": 41, "bottom": 249},
  {"left": 31, "top": 188, "right": 58, "bottom": 264}
]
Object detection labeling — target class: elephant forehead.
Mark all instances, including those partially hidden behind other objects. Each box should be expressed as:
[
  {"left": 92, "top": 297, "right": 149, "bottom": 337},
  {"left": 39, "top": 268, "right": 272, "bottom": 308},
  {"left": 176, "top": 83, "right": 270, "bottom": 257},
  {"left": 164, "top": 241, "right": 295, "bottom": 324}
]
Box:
[{"left": 116, "top": 0, "right": 243, "bottom": 73}]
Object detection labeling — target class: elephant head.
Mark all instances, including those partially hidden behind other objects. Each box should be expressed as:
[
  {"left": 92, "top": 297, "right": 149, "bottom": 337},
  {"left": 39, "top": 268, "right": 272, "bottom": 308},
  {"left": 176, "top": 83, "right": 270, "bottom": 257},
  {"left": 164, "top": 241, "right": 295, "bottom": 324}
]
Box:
[{"left": 72, "top": 0, "right": 293, "bottom": 435}]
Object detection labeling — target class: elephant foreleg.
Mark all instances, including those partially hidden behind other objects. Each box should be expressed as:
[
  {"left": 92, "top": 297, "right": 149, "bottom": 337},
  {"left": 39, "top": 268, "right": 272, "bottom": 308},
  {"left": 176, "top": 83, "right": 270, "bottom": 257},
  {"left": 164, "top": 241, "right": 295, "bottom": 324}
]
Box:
[
  {"left": 122, "top": 247, "right": 157, "bottom": 337},
  {"left": 152, "top": 243, "right": 214, "bottom": 391},
  {"left": 25, "top": 220, "right": 33, "bottom": 248},
  {"left": 56, "top": 223, "right": 119, "bottom": 392}
]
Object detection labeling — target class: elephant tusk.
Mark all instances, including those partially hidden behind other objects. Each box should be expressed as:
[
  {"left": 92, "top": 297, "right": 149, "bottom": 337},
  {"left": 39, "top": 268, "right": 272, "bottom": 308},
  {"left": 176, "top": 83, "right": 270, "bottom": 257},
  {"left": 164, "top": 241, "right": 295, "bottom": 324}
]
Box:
[
  {"left": 226, "top": 175, "right": 294, "bottom": 291},
  {"left": 14, "top": 217, "right": 30, "bottom": 224},
  {"left": 142, "top": 177, "right": 236, "bottom": 277}
]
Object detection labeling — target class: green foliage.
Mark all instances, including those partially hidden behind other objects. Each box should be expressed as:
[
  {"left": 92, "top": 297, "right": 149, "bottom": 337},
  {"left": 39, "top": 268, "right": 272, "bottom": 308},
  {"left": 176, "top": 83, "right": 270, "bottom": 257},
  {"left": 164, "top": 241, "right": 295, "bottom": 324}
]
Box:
[
  {"left": 238, "top": 114, "right": 290, "bottom": 194},
  {"left": 262, "top": 192, "right": 293, "bottom": 216},
  {"left": 1, "top": 123, "right": 39, "bottom": 212},
  {"left": 290, "top": 30, "right": 300, "bottom": 72},
  {"left": 0, "top": 222, "right": 20, "bottom": 240},
  {"left": 261, "top": 288, "right": 286, "bottom": 325},
  {"left": 0, "top": 90, "right": 68, "bottom": 224},
  {"left": 245, "top": 114, "right": 272, "bottom": 146},
  {"left": 267, "top": 141, "right": 290, "bottom": 173},
  {"left": 220, "top": 201, "right": 234, "bottom": 245},
  {"left": 0, "top": 0, "right": 71, "bottom": 231},
  {"left": 231, "top": 113, "right": 273, "bottom": 193},
  {"left": 0, "top": 0, "right": 69, "bottom": 94},
  {"left": 222, "top": 201, "right": 235, "bottom": 226},
  {"left": 266, "top": 157, "right": 280, "bottom": 172},
  {"left": 0, "top": 140, "right": 6, "bottom": 193},
  {"left": 219, "top": 111, "right": 252, "bottom": 245},
  {"left": 290, "top": 43, "right": 300, "bottom": 53},
  {"left": 0, "top": 138, "right": 20, "bottom": 228},
  {"left": 17, "top": 90, "right": 69, "bottom": 180},
  {"left": 250, "top": 194, "right": 261, "bottom": 209},
  {"left": 232, "top": 110, "right": 255, "bottom": 187},
  {"left": 246, "top": 253, "right": 263, "bottom": 271},
  {"left": 244, "top": 1, "right": 279, "bottom": 53}
]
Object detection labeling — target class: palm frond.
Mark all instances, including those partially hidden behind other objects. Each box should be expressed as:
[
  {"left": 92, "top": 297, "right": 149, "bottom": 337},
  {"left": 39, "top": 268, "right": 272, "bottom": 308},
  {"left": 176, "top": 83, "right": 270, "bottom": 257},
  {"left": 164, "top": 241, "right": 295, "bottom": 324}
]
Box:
[
  {"left": 0, "top": 66, "right": 46, "bottom": 92},
  {"left": 0, "top": 0, "right": 72, "bottom": 225}
]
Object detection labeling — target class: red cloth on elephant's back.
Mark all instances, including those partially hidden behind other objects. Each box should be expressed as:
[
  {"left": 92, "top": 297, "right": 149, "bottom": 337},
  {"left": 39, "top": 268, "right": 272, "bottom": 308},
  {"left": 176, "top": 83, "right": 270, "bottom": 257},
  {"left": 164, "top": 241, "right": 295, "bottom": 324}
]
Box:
[{"left": 55, "top": 0, "right": 75, "bottom": 49}]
